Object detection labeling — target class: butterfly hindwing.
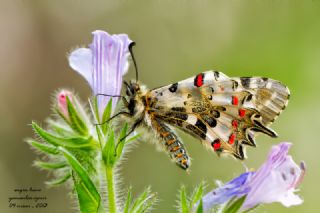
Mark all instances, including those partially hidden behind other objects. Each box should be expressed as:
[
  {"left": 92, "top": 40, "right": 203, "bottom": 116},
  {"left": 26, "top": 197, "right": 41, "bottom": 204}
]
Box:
[{"left": 148, "top": 71, "right": 290, "bottom": 159}]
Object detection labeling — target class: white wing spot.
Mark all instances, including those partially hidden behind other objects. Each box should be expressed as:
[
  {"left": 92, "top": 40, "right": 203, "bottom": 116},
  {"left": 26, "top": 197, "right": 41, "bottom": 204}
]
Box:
[
  {"left": 266, "top": 82, "right": 273, "bottom": 89},
  {"left": 186, "top": 115, "right": 198, "bottom": 125}
]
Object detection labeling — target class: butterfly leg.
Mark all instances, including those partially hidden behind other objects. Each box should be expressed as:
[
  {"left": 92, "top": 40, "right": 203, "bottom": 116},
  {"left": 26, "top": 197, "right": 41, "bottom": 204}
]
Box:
[
  {"left": 151, "top": 118, "right": 190, "bottom": 170},
  {"left": 114, "top": 118, "right": 143, "bottom": 156},
  {"left": 119, "top": 118, "right": 143, "bottom": 141}
]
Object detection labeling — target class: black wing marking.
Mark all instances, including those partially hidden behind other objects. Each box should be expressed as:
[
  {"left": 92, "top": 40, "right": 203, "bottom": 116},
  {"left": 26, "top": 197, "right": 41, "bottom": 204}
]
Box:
[{"left": 148, "top": 71, "right": 290, "bottom": 159}]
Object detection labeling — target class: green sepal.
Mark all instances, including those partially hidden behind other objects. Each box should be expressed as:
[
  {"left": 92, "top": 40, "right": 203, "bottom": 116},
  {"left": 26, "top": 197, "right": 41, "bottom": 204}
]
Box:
[
  {"left": 102, "top": 130, "right": 116, "bottom": 168},
  {"left": 123, "top": 186, "right": 132, "bottom": 213},
  {"left": 66, "top": 96, "right": 88, "bottom": 135},
  {"left": 101, "top": 99, "right": 112, "bottom": 134},
  {"left": 179, "top": 185, "right": 189, "bottom": 213},
  {"left": 27, "top": 139, "right": 59, "bottom": 155},
  {"left": 130, "top": 187, "right": 157, "bottom": 213},
  {"left": 189, "top": 182, "right": 204, "bottom": 210},
  {"left": 91, "top": 96, "right": 100, "bottom": 124},
  {"left": 178, "top": 182, "right": 204, "bottom": 213},
  {"left": 95, "top": 125, "right": 104, "bottom": 149},
  {"left": 45, "top": 172, "right": 71, "bottom": 186},
  {"left": 126, "top": 133, "right": 140, "bottom": 144},
  {"left": 59, "top": 147, "right": 102, "bottom": 213},
  {"left": 34, "top": 161, "right": 67, "bottom": 170},
  {"left": 32, "top": 121, "right": 93, "bottom": 148},
  {"left": 222, "top": 196, "right": 247, "bottom": 213},
  {"left": 115, "top": 123, "right": 128, "bottom": 160},
  {"left": 195, "top": 199, "right": 203, "bottom": 213}
]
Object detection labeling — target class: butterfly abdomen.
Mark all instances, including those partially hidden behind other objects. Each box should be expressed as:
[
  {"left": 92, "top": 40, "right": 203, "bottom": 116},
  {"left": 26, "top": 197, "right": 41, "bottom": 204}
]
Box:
[{"left": 150, "top": 118, "right": 190, "bottom": 170}]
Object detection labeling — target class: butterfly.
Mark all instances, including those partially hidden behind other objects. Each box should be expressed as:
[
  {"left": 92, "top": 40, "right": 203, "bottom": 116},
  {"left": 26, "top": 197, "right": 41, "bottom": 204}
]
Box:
[{"left": 119, "top": 70, "right": 290, "bottom": 170}]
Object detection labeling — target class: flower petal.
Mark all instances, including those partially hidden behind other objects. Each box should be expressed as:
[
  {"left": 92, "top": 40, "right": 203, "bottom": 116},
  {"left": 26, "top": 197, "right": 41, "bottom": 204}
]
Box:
[
  {"left": 90, "top": 30, "right": 132, "bottom": 113},
  {"left": 201, "top": 142, "right": 305, "bottom": 212},
  {"left": 242, "top": 142, "right": 304, "bottom": 209},
  {"left": 202, "top": 172, "right": 253, "bottom": 211},
  {"left": 278, "top": 189, "right": 303, "bottom": 207},
  {"left": 68, "top": 48, "right": 93, "bottom": 88}
]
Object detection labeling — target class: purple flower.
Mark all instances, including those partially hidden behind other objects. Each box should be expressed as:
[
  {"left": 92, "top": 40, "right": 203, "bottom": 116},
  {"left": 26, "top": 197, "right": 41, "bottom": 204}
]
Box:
[
  {"left": 242, "top": 143, "right": 305, "bottom": 209},
  {"left": 68, "top": 30, "right": 132, "bottom": 116},
  {"left": 202, "top": 172, "right": 253, "bottom": 210},
  {"left": 202, "top": 142, "right": 306, "bottom": 211}
]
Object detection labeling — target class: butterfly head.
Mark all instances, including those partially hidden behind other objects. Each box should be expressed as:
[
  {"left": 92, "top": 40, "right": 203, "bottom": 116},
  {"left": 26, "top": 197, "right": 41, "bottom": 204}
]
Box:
[
  {"left": 123, "top": 80, "right": 146, "bottom": 116},
  {"left": 124, "top": 80, "right": 140, "bottom": 97}
]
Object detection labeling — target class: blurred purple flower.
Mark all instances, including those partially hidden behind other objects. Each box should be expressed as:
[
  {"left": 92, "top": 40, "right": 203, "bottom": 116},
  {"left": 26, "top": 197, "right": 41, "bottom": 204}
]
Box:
[
  {"left": 202, "top": 172, "right": 253, "bottom": 210},
  {"left": 242, "top": 143, "right": 305, "bottom": 209},
  {"left": 202, "top": 142, "right": 306, "bottom": 212},
  {"left": 68, "top": 30, "right": 132, "bottom": 116}
]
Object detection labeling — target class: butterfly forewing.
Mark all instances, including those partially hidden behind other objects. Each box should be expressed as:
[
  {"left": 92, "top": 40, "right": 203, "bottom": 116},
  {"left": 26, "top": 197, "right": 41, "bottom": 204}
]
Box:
[{"left": 148, "top": 71, "right": 290, "bottom": 160}]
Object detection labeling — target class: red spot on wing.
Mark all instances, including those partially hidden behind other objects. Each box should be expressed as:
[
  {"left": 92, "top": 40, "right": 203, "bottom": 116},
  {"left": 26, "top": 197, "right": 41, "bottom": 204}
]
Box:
[
  {"left": 239, "top": 109, "right": 246, "bottom": 118},
  {"left": 229, "top": 133, "right": 236, "bottom": 145},
  {"left": 232, "top": 96, "right": 239, "bottom": 105},
  {"left": 195, "top": 73, "right": 204, "bottom": 87},
  {"left": 212, "top": 139, "right": 221, "bottom": 151},
  {"left": 232, "top": 120, "right": 238, "bottom": 128}
]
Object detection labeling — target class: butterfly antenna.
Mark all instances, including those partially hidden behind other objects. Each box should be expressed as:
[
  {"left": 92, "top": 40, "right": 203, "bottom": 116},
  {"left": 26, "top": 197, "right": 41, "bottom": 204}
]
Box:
[
  {"left": 93, "top": 94, "right": 127, "bottom": 126},
  {"left": 129, "top": 42, "right": 139, "bottom": 83}
]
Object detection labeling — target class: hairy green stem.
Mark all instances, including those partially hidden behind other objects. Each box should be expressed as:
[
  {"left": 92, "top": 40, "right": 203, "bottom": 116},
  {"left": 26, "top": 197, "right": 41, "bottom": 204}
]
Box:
[{"left": 106, "top": 166, "right": 117, "bottom": 213}]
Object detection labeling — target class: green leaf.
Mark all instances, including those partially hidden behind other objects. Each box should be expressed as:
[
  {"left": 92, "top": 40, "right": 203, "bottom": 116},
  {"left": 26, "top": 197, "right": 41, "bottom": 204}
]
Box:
[
  {"left": 27, "top": 139, "right": 59, "bottom": 155},
  {"left": 32, "top": 122, "right": 93, "bottom": 148},
  {"left": 47, "top": 119, "right": 74, "bottom": 137},
  {"left": 180, "top": 185, "right": 189, "bottom": 213},
  {"left": 74, "top": 176, "right": 103, "bottom": 213},
  {"left": 34, "top": 161, "right": 67, "bottom": 170},
  {"left": 66, "top": 96, "right": 88, "bottom": 135},
  {"left": 102, "top": 131, "right": 116, "bottom": 168},
  {"left": 45, "top": 172, "right": 71, "bottom": 186},
  {"left": 116, "top": 123, "right": 128, "bottom": 159},
  {"left": 195, "top": 198, "right": 203, "bottom": 213},
  {"left": 123, "top": 187, "right": 132, "bottom": 213},
  {"left": 189, "top": 182, "right": 204, "bottom": 209},
  {"left": 222, "top": 196, "right": 247, "bottom": 213},
  {"left": 60, "top": 147, "right": 101, "bottom": 213},
  {"left": 95, "top": 125, "right": 104, "bottom": 149}
]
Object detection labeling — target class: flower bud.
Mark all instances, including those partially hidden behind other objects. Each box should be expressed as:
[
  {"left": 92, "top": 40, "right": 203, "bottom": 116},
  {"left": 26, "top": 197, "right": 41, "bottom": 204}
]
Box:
[{"left": 57, "top": 90, "right": 73, "bottom": 120}]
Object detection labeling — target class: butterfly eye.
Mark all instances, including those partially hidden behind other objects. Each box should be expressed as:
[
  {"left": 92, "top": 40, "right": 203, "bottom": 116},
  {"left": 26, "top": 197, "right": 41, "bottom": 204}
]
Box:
[{"left": 128, "top": 99, "right": 136, "bottom": 114}]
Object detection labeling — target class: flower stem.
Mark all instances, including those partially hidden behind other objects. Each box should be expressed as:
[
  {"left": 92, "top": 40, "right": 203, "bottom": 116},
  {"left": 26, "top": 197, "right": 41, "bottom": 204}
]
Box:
[{"left": 106, "top": 166, "right": 117, "bottom": 213}]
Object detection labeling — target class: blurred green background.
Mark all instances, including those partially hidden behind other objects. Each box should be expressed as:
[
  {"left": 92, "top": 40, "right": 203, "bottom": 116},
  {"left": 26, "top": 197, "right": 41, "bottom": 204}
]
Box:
[{"left": 1, "top": 0, "right": 319, "bottom": 212}]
